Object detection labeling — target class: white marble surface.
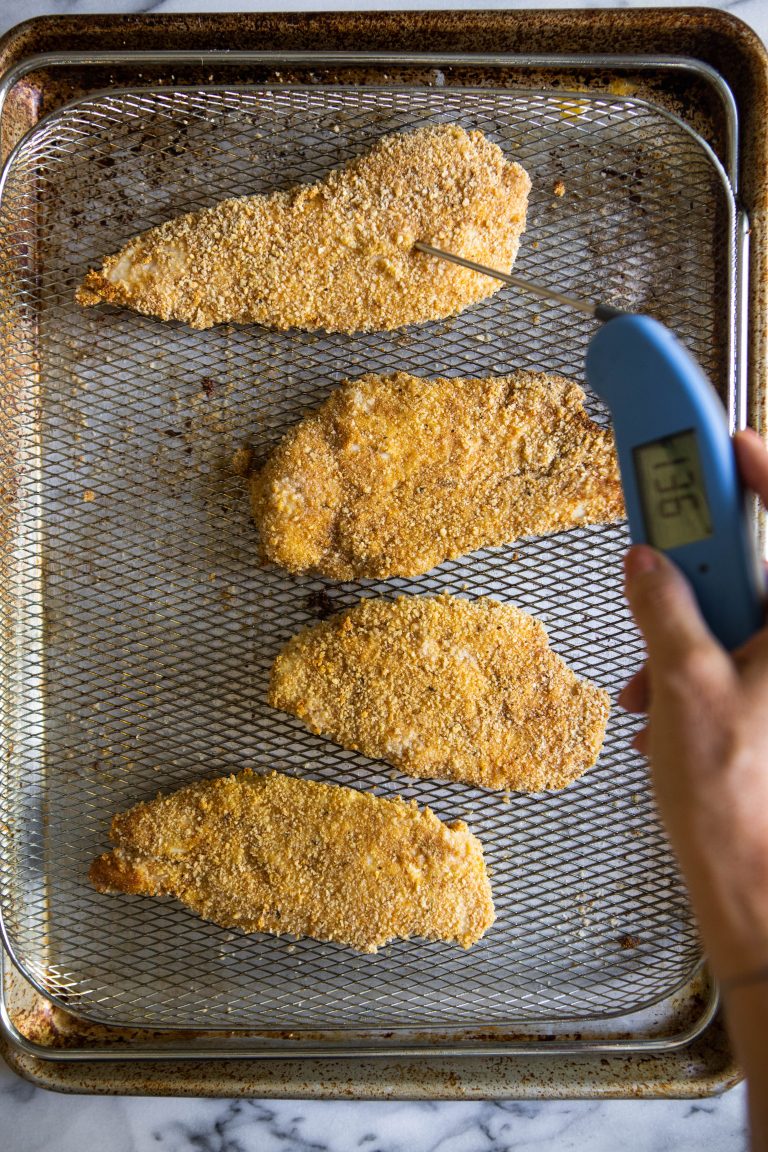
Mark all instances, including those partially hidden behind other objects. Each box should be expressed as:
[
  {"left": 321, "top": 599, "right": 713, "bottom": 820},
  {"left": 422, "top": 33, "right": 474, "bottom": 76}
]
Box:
[
  {"left": 0, "top": 0, "right": 765, "bottom": 1148},
  {"left": 0, "top": 1084, "right": 752, "bottom": 1151}
]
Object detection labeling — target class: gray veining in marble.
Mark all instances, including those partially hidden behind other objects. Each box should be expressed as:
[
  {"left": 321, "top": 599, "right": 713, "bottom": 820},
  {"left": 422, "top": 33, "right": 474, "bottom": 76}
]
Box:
[
  {"left": 0, "top": 1060, "right": 752, "bottom": 1151},
  {"left": 0, "top": 1, "right": 764, "bottom": 1149}
]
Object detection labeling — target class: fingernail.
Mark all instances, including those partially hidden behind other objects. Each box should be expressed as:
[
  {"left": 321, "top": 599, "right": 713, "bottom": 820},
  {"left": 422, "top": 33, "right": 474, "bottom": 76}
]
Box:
[{"left": 624, "top": 546, "right": 662, "bottom": 581}]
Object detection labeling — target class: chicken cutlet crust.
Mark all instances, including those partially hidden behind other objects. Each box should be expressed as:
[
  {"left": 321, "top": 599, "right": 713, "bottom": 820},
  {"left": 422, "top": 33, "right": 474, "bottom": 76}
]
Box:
[
  {"left": 76, "top": 124, "right": 530, "bottom": 333},
  {"left": 89, "top": 769, "right": 495, "bottom": 952},
  {"left": 251, "top": 370, "right": 624, "bottom": 580},
  {"left": 270, "top": 595, "right": 611, "bottom": 793}
]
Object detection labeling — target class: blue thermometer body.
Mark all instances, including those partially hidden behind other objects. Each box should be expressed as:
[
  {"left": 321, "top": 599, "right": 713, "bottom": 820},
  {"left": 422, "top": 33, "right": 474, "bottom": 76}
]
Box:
[{"left": 586, "top": 314, "right": 764, "bottom": 651}]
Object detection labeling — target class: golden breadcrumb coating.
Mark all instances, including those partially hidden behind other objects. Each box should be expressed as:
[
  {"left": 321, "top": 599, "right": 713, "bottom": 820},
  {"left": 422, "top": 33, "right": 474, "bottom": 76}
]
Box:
[
  {"left": 76, "top": 125, "right": 530, "bottom": 332},
  {"left": 251, "top": 370, "right": 624, "bottom": 580},
  {"left": 270, "top": 595, "right": 611, "bottom": 793},
  {"left": 89, "top": 769, "right": 495, "bottom": 952}
]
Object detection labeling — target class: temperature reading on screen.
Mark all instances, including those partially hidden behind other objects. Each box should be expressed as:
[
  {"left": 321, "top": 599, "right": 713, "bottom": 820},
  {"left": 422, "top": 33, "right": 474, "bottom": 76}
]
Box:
[{"left": 633, "top": 430, "right": 713, "bottom": 550}]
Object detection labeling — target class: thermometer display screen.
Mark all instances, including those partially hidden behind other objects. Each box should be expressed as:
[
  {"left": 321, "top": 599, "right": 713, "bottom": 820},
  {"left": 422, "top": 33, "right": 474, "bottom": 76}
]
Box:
[{"left": 633, "top": 430, "right": 713, "bottom": 550}]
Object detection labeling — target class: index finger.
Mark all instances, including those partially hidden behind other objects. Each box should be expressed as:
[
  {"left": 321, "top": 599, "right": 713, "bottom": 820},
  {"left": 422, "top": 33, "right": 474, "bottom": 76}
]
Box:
[{"left": 733, "top": 428, "right": 768, "bottom": 506}]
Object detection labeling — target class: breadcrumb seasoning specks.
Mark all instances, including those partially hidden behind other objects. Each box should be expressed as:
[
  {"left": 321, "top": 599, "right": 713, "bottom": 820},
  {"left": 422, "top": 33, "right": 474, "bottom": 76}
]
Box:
[
  {"left": 76, "top": 125, "right": 530, "bottom": 334},
  {"left": 270, "top": 594, "right": 611, "bottom": 793},
  {"left": 89, "top": 770, "right": 495, "bottom": 952},
  {"left": 251, "top": 370, "right": 624, "bottom": 580}
]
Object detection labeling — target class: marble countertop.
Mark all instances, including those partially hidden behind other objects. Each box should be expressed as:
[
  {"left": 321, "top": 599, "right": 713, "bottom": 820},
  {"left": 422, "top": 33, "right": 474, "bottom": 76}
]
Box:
[{"left": 0, "top": 1, "right": 765, "bottom": 1149}]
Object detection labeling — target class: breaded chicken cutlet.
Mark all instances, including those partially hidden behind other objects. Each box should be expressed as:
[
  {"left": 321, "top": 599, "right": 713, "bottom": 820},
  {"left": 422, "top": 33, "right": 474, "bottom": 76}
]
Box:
[
  {"left": 252, "top": 370, "right": 624, "bottom": 580},
  {"left": 270, "top": 595, "right": 611, "bottom": 793},
  {"left": 76, "top": 125, "right": 530, "bottom": 333},
  {"left": 89, "top": 769, "right": 495, "bottom": 952}
]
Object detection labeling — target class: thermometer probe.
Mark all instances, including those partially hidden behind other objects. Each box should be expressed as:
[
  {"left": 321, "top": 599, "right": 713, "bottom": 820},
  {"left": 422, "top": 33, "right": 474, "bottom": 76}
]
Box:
[{"left": 415, "top": 241, "right": 765, "bottom": 650}]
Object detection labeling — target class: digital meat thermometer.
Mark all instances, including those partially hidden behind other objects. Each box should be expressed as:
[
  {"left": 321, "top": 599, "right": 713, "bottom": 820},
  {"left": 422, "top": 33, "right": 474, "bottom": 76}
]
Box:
[{"left": 415, "top": 241, "right": 765, "bottom": 650}]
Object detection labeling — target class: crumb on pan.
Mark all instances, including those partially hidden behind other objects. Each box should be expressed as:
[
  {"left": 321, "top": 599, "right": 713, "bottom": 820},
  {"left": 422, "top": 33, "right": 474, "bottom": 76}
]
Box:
[
  {"left": 619, "top": 934, "right": 641, "bottom": 950},
  {"left": 230, "top": 444, "right": 255, "bottom": 478}
]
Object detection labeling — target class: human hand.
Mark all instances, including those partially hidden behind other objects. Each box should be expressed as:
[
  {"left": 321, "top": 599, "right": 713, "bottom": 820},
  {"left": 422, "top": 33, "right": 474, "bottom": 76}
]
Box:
[{"left": 619, "top": 428, "right": 768, "bottom": 982}]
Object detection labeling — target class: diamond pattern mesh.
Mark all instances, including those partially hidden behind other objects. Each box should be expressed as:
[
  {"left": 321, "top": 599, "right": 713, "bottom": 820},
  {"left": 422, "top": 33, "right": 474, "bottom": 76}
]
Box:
[{"left": 0, "top": 86, "right": 733, "bottom": 1030}]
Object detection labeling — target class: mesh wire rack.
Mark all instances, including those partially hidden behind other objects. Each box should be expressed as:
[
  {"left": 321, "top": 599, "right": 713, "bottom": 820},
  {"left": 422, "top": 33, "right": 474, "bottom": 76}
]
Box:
[{"left": 0, "top": 85, "right": 734, "bottom": 1031}]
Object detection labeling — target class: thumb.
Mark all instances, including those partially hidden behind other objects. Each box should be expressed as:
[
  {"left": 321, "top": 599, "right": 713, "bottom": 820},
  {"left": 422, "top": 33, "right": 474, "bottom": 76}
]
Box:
[{"left": 624, "top": 545, "right": 716, "bottom": 667}]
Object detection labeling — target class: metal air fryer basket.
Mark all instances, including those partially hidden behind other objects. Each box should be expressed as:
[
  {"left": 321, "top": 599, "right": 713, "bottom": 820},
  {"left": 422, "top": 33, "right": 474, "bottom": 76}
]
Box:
[{"left": 0, "top": 8, "right": 766, "bottom": 1097}]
